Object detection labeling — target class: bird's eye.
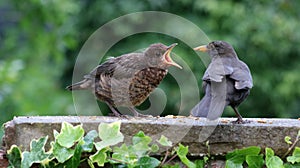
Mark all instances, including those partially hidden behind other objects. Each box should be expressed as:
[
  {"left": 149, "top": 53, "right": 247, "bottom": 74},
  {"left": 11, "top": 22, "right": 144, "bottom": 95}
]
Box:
[{"left": 155, "top": 52, "right": 160, "bottom": 57}]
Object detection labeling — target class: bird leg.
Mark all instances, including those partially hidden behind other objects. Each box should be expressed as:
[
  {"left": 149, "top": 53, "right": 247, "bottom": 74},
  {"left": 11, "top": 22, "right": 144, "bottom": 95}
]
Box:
[
  {"left": 106, "top": 104, "right": 125, "bottom": 118},
  {"left": 231, "top": 106, "right": 244, "bottom": 124},
  {"left": 128, "top": 107, "right": 152, "bottom": 117}
]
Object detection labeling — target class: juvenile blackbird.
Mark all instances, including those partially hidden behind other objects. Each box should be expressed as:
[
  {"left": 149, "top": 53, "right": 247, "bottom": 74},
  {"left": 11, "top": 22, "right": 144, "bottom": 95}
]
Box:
[
  {"left": 191, "top": 41, "right": 253, "bottom": 123},
  {"left": 66, "top": 43, "right": 181, "bottom": 117}
]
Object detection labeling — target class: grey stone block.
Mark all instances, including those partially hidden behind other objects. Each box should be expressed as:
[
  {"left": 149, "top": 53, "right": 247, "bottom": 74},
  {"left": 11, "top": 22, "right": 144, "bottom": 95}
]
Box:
[{"left": 3, "top": 116, "right": 300, "bottom": 156}]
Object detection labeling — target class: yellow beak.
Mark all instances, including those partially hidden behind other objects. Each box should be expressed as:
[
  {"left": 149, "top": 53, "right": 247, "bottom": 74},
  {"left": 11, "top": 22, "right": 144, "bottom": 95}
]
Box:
[{"left": 193, "top": 45, "right": 208, "bottom": 52}]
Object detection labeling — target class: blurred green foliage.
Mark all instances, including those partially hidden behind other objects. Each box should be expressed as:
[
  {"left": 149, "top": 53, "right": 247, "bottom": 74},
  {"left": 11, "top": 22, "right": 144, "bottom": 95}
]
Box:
[{"left": 1, "top": 0, "right": 300, "bottom": 139}]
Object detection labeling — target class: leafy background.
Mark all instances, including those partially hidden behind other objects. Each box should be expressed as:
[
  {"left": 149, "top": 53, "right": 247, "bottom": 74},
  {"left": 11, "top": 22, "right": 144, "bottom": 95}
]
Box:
[{"left": 1, "top": 1, "right": 300, "bottom": 141}]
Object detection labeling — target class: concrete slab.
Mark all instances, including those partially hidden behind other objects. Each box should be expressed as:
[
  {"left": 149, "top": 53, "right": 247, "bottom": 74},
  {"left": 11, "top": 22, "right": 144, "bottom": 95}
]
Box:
[{"left": 3, "top": 116, "right": 300, "bottom": 156}]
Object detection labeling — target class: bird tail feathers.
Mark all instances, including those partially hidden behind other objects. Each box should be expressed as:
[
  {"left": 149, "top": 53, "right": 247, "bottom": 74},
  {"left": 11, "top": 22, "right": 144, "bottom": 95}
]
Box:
[
  {"left": 191, "top": 93, "right": 226, "bottom": 120},
  {"left": 191, "top": 95, "right": 210, "bottom": 117}
]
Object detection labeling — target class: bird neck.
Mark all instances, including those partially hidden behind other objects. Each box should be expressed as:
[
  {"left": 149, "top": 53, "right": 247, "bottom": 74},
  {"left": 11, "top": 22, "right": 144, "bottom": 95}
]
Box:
[{"left": 212, "top": 53, "right": 239, "bottom": 60}]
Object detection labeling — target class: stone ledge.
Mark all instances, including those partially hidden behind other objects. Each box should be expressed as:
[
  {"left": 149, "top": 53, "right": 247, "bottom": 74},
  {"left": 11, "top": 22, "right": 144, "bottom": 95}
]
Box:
[{"left": 2, "top": 116, "right": 300, "bottom": 156}]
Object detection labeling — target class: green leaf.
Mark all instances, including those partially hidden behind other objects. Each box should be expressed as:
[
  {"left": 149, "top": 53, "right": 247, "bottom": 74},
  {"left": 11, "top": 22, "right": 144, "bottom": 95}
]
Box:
[
  {"left": 21, "top": 136, "right": 50, "bottom": 168},
  {"left": 63, "top": 144, "right": 82, "bottom": 167},
  {"left": 226, "top": 146, "right": 261, "bottom": 168},
  {"left": 225, "top": 155, "right": 244, "bottom": 168},
  {"left": 162, "top": 163, "right": 181, "bottom": 168},
  {"left": 266, "top": 156, "right": 284, "bottom": 168},
  {"left": 56, "top": 122, "right": 84, "bottom": 148},
  {"left": 94, "top": 121, "right": 124, "bottom": 150},
  {"left": 136, "top": 156, "right": 160, "bottom": 168},
  {"left": 89, "top": 149, "right": 108, "bottom": 167},
  {"left": 132, "top": 131, "right": 152, "bottom": 157},
  {"left": 157, "top": 135, "right": 173, "bottom": 147},
  {"left": 132, "top": 131, "right": 152, "bottom": 145},
  {"left": 246, "top": 155, "right": 264, "bottom": 168},
  {"left": 112, "top": 144, "right": 137, "bottom": 165},
  {"left": 51, "top": 141, "right": 74, "bottom": 163},
  {"left": 150, "top": 144, "right": 159, "bottom": 153},
  {"left": 285, "top": 136, "right": 293, "bottom": 145},
  {"left": 176, "top": 144, "right": 196, "bottom": 168},
  {"left": 265, "top": 148, "right": 284, "bottom": 168},
  {"left": 287, "top": 147, "right": 300, "bottom": 164},
  {"left": 194, "top": 160, "right": 204, "bottom": 168},
  {"left": 53, "top": 130, "right": 59, "bottom": 138},
  {"left": 265, "top": 148, "right": 274, "bottom": 161},
  {"left": 284, "top": 163, "right": 300, "bottom": 168},
  {"left": 88, "top": 159, "right": 96, "bottom": 168},
  {"left": 203, "top": 156, "right": 209, "bottom": 163},
  {"left": 7, "top": 145, "right": 21, "bottom": 168},
  {"left": 226, "top": 146, "right": 261, "bottom": 159},
  {"left": 81, "top": 130, "right": 98, "bottom": 152}
]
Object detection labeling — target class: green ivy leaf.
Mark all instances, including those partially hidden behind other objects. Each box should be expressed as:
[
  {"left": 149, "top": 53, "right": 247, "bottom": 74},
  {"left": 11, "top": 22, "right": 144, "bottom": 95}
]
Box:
[
  {"left": 266, "top": 156, "right": 284, "bottom": 168},
  {"left": 132, "top": 131, "right": 152, "bottom": 157},
  {"left": 43, "top": 161, "right": 56, "bottom": 168},
  {"left": 136, "top": 156, "right": 160, "bottom": 168},
  {"left": 285, "top": 136, "right": 293, "bottom": 145},
  {"left": 63, "top": 144, "right": 82, "bottom": 167},
  {"left": 94, "top": 121, "right": 124, "bottom": 151},
  {"left": 265, "top": 148, "right": 274, "bottom": 161},
  {"left": 21, "top": 136, "right": 50, "bottom": 168},
  {"left": 287, "top": 147, "right": 300, "bottom": 164},
  {"left": 226, "top": 146, "right": 261, "bottom": 159},
  {"left": 203, "top": 156, "right": 209, "bottom": 163},
  {"left": 51, "top": 141, "right": 74, "bottom": 163},
  {"left": 157, "top": 135, "right": 172, "bottom": 147},
  {"left": 265, "top": 148, "right": 284, "bottom": 168},
  {"left": 7, "top": 145, "right": 22, "bottom": 168},
  {"left": 81, "top": 130, "right": 98, "bottom": 152},
  {"left": 284, "top": 163, "right": 300, "bottom": 168},
  {"left": 132, "top": 131, "right": 152, "bottom": 145},
  {"left": 194, "top": 159, "right": 204, "bottom": 168},
  {"left": 112, "top": 144, "right": 137, "bottom": 165},
  {"left": 226, "top": 146, "right": 261, "bottom": 168},
  {"left": 162, "top": 163, "right": 181, "bottom": 168},
  {"left": 150, "top": 144, "right": 159, "bottom": 153},
  {"left": 246, "top": 155, "right": 264, "bottom": 168},
  {"left": 53, "top": 130, "right": 59, "bottom": 138},
  {"left": 88, "top": 159, "right": 95, "bottom": 168},
  {"left": 56, "top": 122, "right": 84, "bottom": 148},
  {"left": 89, "top": 148, "right": 108, "bottom": 167},
  {"left": 176, "top": 144, "right": 196, "bottom": 168},
  {"left": 225, "top": 155, "right": 244, "bottom": 168}
]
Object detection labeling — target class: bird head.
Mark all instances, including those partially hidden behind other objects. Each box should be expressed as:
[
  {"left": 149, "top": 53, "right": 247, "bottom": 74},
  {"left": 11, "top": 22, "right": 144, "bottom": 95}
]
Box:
[
  {"left": 145, "top": 43, "right": 182, "bottom": 69},
  {"left": 194, "top": 41, "right": 237, "bottom": 58}
]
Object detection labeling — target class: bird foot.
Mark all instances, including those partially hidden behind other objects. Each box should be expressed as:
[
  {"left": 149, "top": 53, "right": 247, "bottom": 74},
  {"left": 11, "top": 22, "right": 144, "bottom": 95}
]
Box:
[
  {"left": 231, "top": 119, "right": 251, "bottom": 124},
  {"left": 134, "top": 113, "right": 153, "bottom": 118},
  {"left": 128, "top": 107, "right": 153, "bottom": 118},
  {"left": 108, "top": 112, "right": 131, "bottom": 119},
  {"left": 119, "top": 115, "right": 132, "bottom": 119}
]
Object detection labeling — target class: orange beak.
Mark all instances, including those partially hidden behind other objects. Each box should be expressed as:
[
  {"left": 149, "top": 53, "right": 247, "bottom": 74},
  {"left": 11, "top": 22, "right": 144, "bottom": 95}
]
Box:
[
  {"left": 193, "top": 45, "right": 208, "bottom": 52},
  {"left": 163, "top": 43, "right": 182, "bottom": 69}
]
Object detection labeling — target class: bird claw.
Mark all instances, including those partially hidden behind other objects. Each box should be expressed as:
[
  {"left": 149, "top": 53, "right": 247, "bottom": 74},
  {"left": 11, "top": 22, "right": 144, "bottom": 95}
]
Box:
[
  {"left": 119, "top": 115, "right": 132, "bottom": 119},
  {"left": 231, "top": 119, "right": 251, "bottom": 124},
  {"left": 134, "top": 113, "right": 153, "bottom": 118}
]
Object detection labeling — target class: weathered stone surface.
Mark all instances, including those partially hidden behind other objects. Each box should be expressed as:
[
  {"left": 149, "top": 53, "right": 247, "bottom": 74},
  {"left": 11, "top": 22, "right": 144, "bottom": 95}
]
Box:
[{"left": 2, "top": 116, "right": 300, "bottom": 156}]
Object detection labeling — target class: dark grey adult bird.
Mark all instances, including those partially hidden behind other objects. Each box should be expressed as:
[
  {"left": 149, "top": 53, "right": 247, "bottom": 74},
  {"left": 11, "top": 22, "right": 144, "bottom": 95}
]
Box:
[
  {"left": 191, "top": 41, "right": 253, "bottom": 123},
  {"left": 66, "top": 43, "right": 182, "bottom": 117}
]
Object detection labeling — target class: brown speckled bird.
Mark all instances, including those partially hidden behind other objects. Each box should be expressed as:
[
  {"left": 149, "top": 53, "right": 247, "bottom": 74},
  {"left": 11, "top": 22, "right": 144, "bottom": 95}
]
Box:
[
  {"left": 66, "top": 43, "right": 181, "bottom": 117},
  {"left": 191, "top": 41, "right": 253, "bottom": 123}
]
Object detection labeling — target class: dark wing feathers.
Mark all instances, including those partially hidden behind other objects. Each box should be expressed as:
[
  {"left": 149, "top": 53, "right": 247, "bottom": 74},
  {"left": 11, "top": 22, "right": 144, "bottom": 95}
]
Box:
[
  {"left": 202, "top": 57, "right": 234, "bottom": 82},
  {"left": 230, "top": 61, "right": 253, "bottom": 89},
  {"left": 203, "top": 58, "right": 252, "bottom": 90}
]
